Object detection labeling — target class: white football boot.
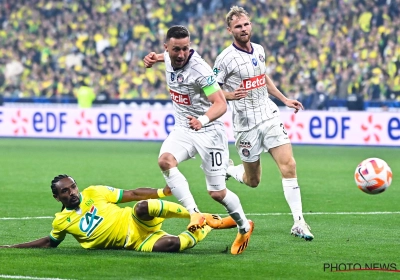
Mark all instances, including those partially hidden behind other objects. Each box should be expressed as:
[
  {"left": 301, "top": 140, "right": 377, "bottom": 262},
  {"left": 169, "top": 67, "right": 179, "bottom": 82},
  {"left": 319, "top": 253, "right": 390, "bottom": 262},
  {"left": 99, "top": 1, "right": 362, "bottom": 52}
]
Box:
[{"left": 291, "top": 222, "right": 314, "bottom": 241}]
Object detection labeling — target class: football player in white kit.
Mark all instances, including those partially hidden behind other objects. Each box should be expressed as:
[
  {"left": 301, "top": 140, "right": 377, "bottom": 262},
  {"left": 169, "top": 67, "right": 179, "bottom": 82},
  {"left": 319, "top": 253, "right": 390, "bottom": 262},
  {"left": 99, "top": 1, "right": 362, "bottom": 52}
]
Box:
[
  {"left": 214, "top": 6, "right": 314, "bottom": 241},
  {"left": 143, "top": 25, "right": 254, "bottom": 254}
]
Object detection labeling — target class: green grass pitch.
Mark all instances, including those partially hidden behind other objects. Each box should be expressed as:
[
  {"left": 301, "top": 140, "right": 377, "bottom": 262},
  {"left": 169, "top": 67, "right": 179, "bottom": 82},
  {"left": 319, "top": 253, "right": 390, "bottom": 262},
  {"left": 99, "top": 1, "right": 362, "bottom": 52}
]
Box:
[{"left": 0, "top": 138, "right": 399, "bottom": 280}]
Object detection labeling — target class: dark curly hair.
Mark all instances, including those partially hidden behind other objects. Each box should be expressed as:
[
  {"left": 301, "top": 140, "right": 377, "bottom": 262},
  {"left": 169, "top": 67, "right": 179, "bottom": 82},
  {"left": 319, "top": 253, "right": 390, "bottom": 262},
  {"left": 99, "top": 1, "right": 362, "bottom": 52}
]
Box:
[
  {"left": 50, "top": 174, "right": 71, "bottom": 195},
  {"left": 51, "top": 174, "right": 75, "bottom": 211}
]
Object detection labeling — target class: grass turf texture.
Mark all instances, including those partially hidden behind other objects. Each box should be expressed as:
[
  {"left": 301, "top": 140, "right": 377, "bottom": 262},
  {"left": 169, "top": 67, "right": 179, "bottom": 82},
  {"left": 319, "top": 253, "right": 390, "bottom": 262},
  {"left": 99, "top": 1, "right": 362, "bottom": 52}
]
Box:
[{"left": 0, "top": 138, "right": 399, "bottom": 280}]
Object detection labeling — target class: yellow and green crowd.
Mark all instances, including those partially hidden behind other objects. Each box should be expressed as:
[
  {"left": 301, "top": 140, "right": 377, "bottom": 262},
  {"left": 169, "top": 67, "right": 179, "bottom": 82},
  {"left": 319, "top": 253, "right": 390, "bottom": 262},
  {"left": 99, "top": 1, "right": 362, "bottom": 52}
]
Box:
[{"left": 1, "top": 0, "right": 400, "bottom": 107}]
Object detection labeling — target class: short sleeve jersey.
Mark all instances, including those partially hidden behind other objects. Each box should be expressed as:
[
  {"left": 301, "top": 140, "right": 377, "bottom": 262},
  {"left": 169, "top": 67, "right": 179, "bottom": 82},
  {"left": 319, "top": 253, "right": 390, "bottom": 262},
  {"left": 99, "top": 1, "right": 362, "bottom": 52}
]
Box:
[
  {"left": 164, "top": 50, "right": 223, "bottom": 132},
  {"left": 214, "top": 43, "right": 279, "bottom": 132},
  {"left": 50, "top": 186, "right": 131, "bottom": 249}
]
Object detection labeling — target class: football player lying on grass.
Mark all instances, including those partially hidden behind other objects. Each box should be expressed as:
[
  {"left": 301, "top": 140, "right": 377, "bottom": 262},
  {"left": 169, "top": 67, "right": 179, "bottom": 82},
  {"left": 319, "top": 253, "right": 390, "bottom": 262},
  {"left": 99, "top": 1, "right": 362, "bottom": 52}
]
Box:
[{"left": 0, "top": 174, "right": 236, "bottom": 252}]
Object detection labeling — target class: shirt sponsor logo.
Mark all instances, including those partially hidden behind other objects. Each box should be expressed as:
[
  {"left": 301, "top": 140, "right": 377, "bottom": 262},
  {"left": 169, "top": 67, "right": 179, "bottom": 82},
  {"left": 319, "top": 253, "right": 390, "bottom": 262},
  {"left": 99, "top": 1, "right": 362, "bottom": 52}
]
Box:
[
  {"left": 239, "top": 141, "right": 252, "bottom": 148},
  {"left": 241, "top": 74, "right": 266, "bottom": 90},
  {"left": 169, "top": 89, "right": 191, "bottom": 105},
  {"left": 79, "top": 205, "right": 104, "bottom": 237}
]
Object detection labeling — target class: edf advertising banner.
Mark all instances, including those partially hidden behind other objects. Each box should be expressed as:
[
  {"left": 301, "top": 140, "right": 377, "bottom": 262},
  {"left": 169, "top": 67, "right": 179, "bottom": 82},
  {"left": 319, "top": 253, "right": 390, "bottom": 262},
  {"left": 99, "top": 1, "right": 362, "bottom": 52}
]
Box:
[{"left": 0, "top": 107, "right": 399, "bottom": 146}]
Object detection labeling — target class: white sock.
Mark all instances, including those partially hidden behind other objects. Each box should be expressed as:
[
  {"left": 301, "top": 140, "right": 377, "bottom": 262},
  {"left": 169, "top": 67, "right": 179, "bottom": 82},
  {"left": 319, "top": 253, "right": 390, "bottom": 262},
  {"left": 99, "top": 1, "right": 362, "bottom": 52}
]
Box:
[
  {"left": 227, "top": 164, "right": 244, "bottom": 184},
  {"left": 162, "top": 167, "right": 199, "bottom": 214},
  {"left": 282, "top": 178, "right": 305, "bottom": 223},
  {"left": 221, "top": 189, "right": 250, "bottom": 233}
]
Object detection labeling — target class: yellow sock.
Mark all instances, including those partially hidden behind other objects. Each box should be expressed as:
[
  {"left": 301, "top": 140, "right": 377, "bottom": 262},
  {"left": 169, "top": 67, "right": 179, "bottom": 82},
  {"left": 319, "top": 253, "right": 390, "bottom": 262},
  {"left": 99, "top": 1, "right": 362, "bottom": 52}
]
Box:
[
  {"left": 177, "top": 225, "right": 212, "bottom": 251},
  {"left": 178, "top": 231, "right": 197, "bottom": 251},
  {"left": 147, "top": 199, "right": 190, "bottom": 219}
]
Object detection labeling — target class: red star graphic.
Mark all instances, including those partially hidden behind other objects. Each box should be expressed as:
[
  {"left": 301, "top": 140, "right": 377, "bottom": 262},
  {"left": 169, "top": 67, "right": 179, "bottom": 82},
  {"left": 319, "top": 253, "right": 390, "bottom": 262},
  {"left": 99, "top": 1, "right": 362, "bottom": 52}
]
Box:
[
  {"left": 142, "top": 112, "right": 160, "bottom": 137},
  {"left": 284, "top": 114, "right": 304, "bottom": 140},
  {"left": 361, "top": 115, "right": 382, "bottom": 143},
  {"left": 75, "top": 111, "right": 93, "bottom": 136},
  {"left": 11, "top": 109, "right": 28, "bottom": 135}
]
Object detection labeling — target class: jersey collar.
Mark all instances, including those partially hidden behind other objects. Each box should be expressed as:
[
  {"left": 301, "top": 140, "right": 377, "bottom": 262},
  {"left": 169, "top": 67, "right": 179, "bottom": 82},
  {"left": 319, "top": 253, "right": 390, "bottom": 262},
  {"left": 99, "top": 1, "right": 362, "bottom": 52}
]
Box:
[{"left": 232, "top": 43, "right": 254, "bottom": 54}]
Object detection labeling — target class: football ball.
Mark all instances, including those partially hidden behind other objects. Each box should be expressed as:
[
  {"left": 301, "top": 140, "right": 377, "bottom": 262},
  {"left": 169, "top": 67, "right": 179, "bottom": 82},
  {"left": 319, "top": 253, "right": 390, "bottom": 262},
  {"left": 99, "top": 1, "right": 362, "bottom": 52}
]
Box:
[{"left": 354, "top": 158, "right": 392, "bottom": 194}]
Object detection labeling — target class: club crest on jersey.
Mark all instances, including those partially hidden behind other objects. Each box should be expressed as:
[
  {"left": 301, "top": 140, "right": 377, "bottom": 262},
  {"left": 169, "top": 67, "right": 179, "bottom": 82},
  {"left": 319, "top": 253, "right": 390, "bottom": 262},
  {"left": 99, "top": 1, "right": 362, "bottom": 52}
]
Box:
[
  {"left": 177, "top": 74, "right": 184, "bottom": 83},
  {"left": 242, "top": 148, "right": 250, "bottom": 157},
  {"left": 206, "top": 76, "right": 215, "bottom": 85},
  {"left": 259, "top": 55, "right": 265, "bottom": 62},
  {"left": 79, "top": 205, "right": 104, "bottom": 237},
  {"left": 252, "top": 58, "right": 258, "bottom": 66},
  {"left": 171, "top": 73, "right": 175, "bottom": 81}
]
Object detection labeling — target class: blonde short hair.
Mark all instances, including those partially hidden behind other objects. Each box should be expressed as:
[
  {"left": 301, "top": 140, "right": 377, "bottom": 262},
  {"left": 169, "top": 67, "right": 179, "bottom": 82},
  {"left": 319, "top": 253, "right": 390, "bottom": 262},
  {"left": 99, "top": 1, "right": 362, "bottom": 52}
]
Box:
[{"left": 225, "top": 6, "right": 249, "bottom": 27}]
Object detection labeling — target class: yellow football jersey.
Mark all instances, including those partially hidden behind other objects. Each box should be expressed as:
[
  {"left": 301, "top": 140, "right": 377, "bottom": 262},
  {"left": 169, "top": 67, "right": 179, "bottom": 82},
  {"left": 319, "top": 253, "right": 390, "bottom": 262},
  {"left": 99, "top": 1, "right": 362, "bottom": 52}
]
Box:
[{"left": 49, "top": 186, "right": 131, "bottom": 249}]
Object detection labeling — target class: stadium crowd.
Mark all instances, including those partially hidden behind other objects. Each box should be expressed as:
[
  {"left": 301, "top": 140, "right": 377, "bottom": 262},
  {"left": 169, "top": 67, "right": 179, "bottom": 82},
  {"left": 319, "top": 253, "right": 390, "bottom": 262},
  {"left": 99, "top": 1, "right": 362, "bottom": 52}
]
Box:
[{"left": 1, "top": 0, "right": 400, "bottom": 109}]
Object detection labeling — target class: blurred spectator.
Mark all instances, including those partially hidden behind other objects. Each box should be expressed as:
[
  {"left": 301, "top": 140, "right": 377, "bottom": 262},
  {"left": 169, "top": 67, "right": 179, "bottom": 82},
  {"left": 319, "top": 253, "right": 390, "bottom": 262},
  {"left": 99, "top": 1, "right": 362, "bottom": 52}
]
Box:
[
  {"left": 0, "top": 0, "right": 399, "bottom": 105},
  {"left": 75, "top": 81, "right": 96, "bottom": 108},
  {"left": 4, "top": 56, "right": 24, "bottom": 82},
  {"left": 302, "top": 81, "right": 328, "bottom": 110},
  {"left": 336, "top": 69, "right": 352, "bottom": 100}
]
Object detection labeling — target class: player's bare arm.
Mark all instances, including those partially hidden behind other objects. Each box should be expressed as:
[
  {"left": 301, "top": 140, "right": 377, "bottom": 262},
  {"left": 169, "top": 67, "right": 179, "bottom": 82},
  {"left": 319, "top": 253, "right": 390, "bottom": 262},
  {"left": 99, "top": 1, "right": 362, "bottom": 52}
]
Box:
[
  {"left": 143, "top": 52, "right": 164, "bottom": 68},
  {"left": 187, "top": 89, "right": 227, "bottom": 131},
  {"left": 264, "top": 74, "right": 304, "bottom": 113},
  {"left": 222, "top": 85, "right": 248, "bottom": 101},
  {"left": 0, "top": 236, "right": 56, "bottom": 248},
  {"left": 120, "top": 185, "right": 172, "bottom": 203}
]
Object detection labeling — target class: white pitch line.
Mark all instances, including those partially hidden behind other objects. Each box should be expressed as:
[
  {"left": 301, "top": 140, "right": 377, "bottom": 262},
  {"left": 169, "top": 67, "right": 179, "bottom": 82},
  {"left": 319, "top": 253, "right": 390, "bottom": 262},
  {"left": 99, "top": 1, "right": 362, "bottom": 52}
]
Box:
[
  {"left": 247, "top": 211, "right": 400, "bottom": 216},
  {"left": 1, "top": 212, "right": 400, "bottom": 220},
  {"left": 0, "top": 275, "right": 75, "bottom": 280},
  {"left": 0, "top": 217, "right": 53, "bottom": 220}
]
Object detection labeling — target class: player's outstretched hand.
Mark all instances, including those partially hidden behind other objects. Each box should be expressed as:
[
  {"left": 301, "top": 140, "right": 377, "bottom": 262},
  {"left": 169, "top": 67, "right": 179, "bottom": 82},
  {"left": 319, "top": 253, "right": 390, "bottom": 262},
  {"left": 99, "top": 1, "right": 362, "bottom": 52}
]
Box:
[
  {"left": 284, "top": 99, "right": 304, "bottom": 113},
  {"left": 143, "top": 52, "right": 158, "bottom": 68},
  {"left": 187, "top": 115, "right": 202, "bottom": 131}
]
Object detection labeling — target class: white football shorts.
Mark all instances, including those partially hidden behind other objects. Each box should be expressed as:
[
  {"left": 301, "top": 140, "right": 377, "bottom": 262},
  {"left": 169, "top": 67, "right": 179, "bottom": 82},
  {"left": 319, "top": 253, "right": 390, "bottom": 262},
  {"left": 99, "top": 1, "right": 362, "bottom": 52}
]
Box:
[
  {"left": 234, "top": 116, "right": 291, "bottom": 162},
  {"left": 159, "top": 126, "right": 229, "bottom": 179}
]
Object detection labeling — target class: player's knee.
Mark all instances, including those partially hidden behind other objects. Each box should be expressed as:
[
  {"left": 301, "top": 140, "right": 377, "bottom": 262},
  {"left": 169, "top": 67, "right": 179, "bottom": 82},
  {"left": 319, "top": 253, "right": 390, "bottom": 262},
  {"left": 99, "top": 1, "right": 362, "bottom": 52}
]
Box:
[
  {"left": 208, "top": 190, "right": 225, "bottom": 202},
  {"left": 281, "top": 157, "right": 296, "bottom": 177},
  {"left": 153, "top": 236, "right": 180, "bottom": 252},
  {"left": 158, "top": 154, "right": 176, "bottom": 170},
  {"left": 247, "top": 177, "right": 260, "bottom": 188},
  {"left": 164, "top": 237, "right": 180, "bottom": 252},
  {"left": 288, "top": 157, "right": 296, "bottom": 170},
  {"left": 244, "top": 173, "right": 260, "bottom": 188},
  {"left": 134, "top": 201, "right": 149, "bottom": 218}
]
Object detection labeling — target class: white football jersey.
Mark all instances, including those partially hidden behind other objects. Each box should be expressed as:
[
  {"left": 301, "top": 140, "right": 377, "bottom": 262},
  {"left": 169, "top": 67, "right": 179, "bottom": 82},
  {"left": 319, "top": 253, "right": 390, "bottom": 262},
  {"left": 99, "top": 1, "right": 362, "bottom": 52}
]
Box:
[
  {"left": 164, "top": 50, "right": 224, "bottom": 132},
  {"left": 214, "top": 43, "right": 279, "bottom": 132}
]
